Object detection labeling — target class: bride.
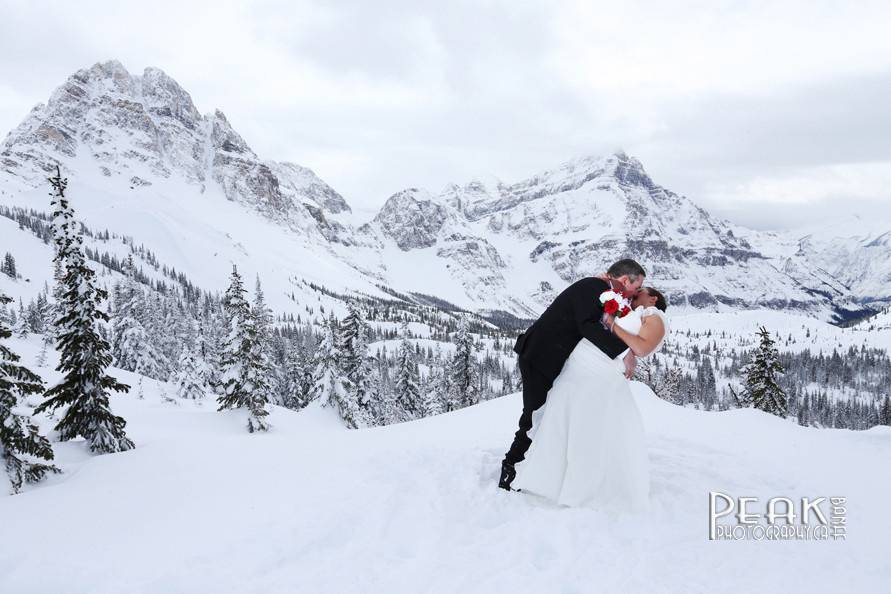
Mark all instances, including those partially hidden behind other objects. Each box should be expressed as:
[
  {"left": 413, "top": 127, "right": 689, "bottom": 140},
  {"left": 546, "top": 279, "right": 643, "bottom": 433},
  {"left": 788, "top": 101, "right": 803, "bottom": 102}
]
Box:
[{"left": 511, "top": 287, "right": 669, "bottom": 513}]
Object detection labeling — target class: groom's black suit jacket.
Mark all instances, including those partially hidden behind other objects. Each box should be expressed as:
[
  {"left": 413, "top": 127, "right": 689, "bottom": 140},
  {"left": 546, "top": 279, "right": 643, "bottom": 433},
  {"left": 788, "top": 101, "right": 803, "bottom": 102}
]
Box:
[{"left": 514, "top": 277, "right": 629, "bottom": 382}]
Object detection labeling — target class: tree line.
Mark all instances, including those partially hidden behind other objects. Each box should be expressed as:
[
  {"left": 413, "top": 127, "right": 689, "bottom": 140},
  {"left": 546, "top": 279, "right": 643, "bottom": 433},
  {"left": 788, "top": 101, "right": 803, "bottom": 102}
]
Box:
[
  {"left": 635, "top": 325, "right": 891, "bottom": 430},
  {"left": 1, "top": 168, "right": 520, "bottom": 493}
]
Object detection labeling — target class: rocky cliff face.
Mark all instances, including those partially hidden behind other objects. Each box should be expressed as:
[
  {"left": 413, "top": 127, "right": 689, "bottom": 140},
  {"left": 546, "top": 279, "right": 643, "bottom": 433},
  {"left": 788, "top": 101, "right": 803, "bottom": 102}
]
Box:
[
  {"left": 371, "top": 188, "right": 450, "bottom": 250},
  {"left": 362, "top": 151, "right": 873, "bottom": 319},
  {"left": 2, "top": 60, "right": 885, "bottom": 321},
  {"left": 747, "top": 214, "right": 891, "bottom": 317},
  {"left": 0, "top": 60, "right": 351, "bottom": 244}
]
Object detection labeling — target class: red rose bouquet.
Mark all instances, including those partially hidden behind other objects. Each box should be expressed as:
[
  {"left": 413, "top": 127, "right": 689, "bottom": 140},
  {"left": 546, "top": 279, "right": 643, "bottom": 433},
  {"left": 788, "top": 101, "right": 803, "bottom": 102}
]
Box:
[{"left": 599, "top": 289, "right": 632, "bottom": 328}]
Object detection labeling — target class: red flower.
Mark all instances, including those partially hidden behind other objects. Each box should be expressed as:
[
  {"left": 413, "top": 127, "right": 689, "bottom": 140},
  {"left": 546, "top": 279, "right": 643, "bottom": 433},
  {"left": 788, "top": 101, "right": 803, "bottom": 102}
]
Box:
[
  {"left": 604, "top": 300, "right": 619, "bottom": 315},
  {"left": 619, "top": 306, "right": 631, "bottom": 318}
]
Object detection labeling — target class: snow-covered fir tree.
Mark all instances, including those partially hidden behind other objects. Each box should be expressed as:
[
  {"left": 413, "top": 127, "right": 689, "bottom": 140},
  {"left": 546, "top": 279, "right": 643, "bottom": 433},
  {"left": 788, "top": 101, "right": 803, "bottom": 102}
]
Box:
[
  {"left": 658, "top": 367, "right": 683, "bottom": 404},
  {"left": 393, "top": 322, "right": 422, "bottom": 421},
  {"left": 12, "top": 299, "right": 29, "bottom": 339},
  {"left": 267, "top": 332, "right": 289, "bottom": 407},
  {"left": 880, "top": 396, "right": 891, "bottom": 426},
  {"left": 1, "top": 252, "right": 16, "bottom": 278},
  {"left": 50, "top": 257, "right": 65, "bottom": 340},
  {"left": 202, "top": 310, "right": 226, "bottom": 399},
  {"left": 283, "top": 339, "right": 315, "bottom": 410},
  {"left": 312, "top": 314, "right": 340, "bottom": 408},
  {"left": 144, "top": 293, "right": 174, "bottom": 379},
  {"left": 35, "top": 334, "right": 50, "bottom": 368},
  {"left": 252, "top": 275, "right": 272, "bottom": 349},
  {"left": 34, "top": 168, "right": 134, "bottom": 454},
  {"left": 632, "top": 356, "right": 658, "bottom": 393},
  {"left": 696, "top": 357, "right": 717, "bottom": 409},
  {"left": 797, "top": 392, "right": 811, "bottom": 427},
  {"left": 30, "top": 291, "right": 52, "bottom": 335},
  {"left": 215, "top": 265, "right": 271, "bottom": 432},
  {"left": 111, "top": 255, "right": 167, "bottom": 380},
  {"left": 740, "top": 326, "right": 788, "bottom": 417},
  {"left": 331, "top": 301, "right": 375, "bottom": 428},
  {"left": 421, "top": 367, "right": 445, "bottom": 417},
  {"left": 250, "top": 275, "right": 275, "bottom": 403},
  {"left": 174, "top": 344, "right": 208, "bottom": 400},
  {"left": 0, "top": 292, "right": 60, "bottom": 493},
  {"left": 447, "top": 316, "right": 480, "bottom": 411}
]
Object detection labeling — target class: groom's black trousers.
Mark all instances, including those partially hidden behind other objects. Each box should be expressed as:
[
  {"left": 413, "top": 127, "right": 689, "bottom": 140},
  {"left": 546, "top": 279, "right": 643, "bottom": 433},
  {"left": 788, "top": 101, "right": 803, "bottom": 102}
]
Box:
[{"left": 503, "top": 359, "right": 554, "bottom": 466}]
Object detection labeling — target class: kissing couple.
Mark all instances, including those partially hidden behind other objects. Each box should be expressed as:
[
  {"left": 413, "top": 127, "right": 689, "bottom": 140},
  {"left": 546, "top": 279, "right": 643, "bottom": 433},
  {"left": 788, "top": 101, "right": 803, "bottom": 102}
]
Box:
[{"left": 498, "top": 259, "right": 669, "bottom": 512}]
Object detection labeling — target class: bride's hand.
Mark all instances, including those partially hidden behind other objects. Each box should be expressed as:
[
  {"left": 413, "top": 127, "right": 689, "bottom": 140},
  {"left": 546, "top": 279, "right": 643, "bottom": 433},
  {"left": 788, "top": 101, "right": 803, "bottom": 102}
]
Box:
[{"left": 623, "top": 351, "right": 637, "bottom": 379}]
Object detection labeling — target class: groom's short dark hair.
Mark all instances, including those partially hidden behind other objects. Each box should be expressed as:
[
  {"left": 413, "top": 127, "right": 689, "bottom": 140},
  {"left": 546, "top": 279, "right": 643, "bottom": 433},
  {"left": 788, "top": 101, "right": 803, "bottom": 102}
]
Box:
[{"left": 607, "top": 259, "right": 646, "bottom": 280}]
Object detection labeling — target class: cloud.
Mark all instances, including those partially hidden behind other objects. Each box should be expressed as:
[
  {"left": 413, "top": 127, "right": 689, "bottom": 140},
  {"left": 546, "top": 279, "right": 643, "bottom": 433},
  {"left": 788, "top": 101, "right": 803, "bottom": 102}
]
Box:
[{"left": 1, "top": 0, "right": 890, "bottom": 229}]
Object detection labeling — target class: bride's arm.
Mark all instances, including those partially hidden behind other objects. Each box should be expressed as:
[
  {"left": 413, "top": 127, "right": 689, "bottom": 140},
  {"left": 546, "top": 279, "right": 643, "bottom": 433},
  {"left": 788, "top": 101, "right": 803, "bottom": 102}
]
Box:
[{"left": 608, "top": 315, "right": 665, "bottom": 357}]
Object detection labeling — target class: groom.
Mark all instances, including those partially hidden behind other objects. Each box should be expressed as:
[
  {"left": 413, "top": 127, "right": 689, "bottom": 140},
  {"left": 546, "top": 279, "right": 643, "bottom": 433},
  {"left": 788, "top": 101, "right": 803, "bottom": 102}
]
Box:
[{"left": 498, "top": 258, "right": 647, "bottom": 491}]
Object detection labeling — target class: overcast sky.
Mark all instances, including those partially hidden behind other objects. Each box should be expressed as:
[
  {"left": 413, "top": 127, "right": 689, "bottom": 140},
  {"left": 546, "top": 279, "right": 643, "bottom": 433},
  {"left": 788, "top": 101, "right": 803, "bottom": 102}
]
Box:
[{"left": 2, "top": 0, "right": 890, "bottom": 230}]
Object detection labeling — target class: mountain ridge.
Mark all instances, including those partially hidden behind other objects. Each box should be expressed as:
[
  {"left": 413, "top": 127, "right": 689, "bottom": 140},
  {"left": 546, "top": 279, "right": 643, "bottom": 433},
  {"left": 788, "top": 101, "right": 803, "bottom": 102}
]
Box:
[{"left": 2, "top": 60, "right": 888, "bottom": 322}]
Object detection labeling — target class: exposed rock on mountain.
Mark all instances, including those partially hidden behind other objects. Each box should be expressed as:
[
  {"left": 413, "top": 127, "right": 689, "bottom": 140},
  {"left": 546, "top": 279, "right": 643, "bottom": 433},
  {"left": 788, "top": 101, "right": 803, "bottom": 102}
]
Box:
[
  {"left": 372, "top": 188, "right": 450, "bottom": 250},
  {"left": 2, "top": 60, "right": 887, "bottom": 322},
  {"left": 0, "top": 60, "right": 351, "bottom": 244}
]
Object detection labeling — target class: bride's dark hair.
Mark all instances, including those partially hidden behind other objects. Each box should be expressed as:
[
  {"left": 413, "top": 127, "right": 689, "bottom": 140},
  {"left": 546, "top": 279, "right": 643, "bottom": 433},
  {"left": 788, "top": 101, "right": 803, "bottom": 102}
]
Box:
[{"left": 646, "top": 287, "right": 668, "bottom": 312}]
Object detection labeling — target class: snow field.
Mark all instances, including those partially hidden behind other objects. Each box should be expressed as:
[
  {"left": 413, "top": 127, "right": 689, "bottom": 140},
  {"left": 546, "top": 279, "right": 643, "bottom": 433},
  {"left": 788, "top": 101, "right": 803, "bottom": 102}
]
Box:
[{"left": 1, "top": 334, "right": 889, "bottom": 594}]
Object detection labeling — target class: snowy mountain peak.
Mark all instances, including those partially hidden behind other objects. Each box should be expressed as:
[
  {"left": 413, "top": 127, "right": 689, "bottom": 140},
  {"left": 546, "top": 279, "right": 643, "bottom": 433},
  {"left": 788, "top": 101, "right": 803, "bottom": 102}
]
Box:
[
  {"left": 2, "top": 61, "right": 888, "bottom": 321},
  {"left": 0, "top": 59, "right": 353, "bottom": 243},
  {"left": 372, "top": 187, "right": 450, "bottom": 250},
  {"left": 535, "top": 149, "right": 653, "bottom": 191},
  {"left": 209, "top": 108, "right": 254, "bottom": 157},
  {"left": 360, "top": 148, "right": 881, "bottom": 319},
  {"left": 72, "top": 59, "right": 134, "bottom": 93}
]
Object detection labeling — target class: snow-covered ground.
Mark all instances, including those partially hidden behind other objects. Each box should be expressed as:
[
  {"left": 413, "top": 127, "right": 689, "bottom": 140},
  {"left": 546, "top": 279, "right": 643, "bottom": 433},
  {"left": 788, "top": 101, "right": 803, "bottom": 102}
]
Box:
[{"left": 1, "top": 335, "right": 889, "bottom": 594}]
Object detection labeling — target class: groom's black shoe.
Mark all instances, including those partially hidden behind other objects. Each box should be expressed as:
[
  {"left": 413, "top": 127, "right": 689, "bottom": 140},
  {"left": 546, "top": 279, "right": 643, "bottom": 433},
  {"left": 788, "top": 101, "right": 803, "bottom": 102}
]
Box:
[{"left": 498, "top": 460, "right": 516, "bottom": 491}]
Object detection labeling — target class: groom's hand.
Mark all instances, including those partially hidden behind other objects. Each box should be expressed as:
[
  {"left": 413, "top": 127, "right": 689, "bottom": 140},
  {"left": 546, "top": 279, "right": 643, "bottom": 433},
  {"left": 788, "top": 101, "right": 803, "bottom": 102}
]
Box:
[{"left": 623, "top": 351, "right": 637, "bottom": 379}]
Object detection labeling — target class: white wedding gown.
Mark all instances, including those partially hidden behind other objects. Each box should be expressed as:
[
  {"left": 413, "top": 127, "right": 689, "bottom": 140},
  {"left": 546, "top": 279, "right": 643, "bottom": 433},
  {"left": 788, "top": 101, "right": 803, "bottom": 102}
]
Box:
[{"left": 511, "top": 306, "right": 668, "bottom": 513}]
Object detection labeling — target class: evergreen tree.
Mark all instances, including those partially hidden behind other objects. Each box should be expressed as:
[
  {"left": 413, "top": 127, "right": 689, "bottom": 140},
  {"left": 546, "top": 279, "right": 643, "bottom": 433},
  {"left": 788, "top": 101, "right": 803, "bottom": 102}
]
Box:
[
  {"left": 880, "top": 396, "right": 891, "bottom": 426},
  {"left": 35, "top": 335, "right": 50, "bottom": 368},
  {"left": 421, "top": 367, "right": 446, "bottom": 417},
  {"left": 143, "top": 293, "right": 174, "bottom": 379},
  {"left": 741, "top": 326, "right": 788, "bottom": 418},
  {"left": 284, "top": 341, "right": 315, "bottom": 410},
  {"left": 1, "top": 252, "right": 16, "bottom": 278},
  {"left": 658, "top": 367, "right": 683, "bottom": 404},
  {"left": 797, "top": 392, "right": 811, "bottom": 427},
  {"left": 312, "top": 315, "right": 339, "bottom": 405},
  {"left": 13, "top": 299, "right": 29, "bottom": 338},
  {"left": 50, "top": 257, "right": 65, "bottom": 340},
  {"left": 447, "top": 316, "right": 480, "bottom": 410},
  {"left": 252, "top": 275, "right": 272, "bottom": 350},
  {"left": 203, "top": 310, "right": 226, "bottom": 398},
  {"left": 30, "top": 291, "right": 52, "bottom": 335},
  {"left": 216, "top": 265, "right": 271, "bottom": 432},
  {"left": 250, "top": 275, "right": 275, "bottom": 404},
  {"left": 393, "top": 322, "right": 422, "bottom": 420},
  {"left": 332, "top": 301, "right": 374, "bottom": 428},
  {"left": 1, "top": 292, "right": 60, "bottom": 493},
  {"left": 111, "top": 256, "right": 167, "bottom": 379},
  {"left": 267, "top": 333, "right": 289, "bottom": 407},
  {"left": 696, "top": 357, "right": 717, "bottom": 410},
  {"left": 632, "top": 357, "right": 658, "bottom": 393},
  {"left": 33, "top": 168, "right": 134, "bottom": 454},
  {"left": 174, "top": 345, "right": 208, "bottom": 400}
]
